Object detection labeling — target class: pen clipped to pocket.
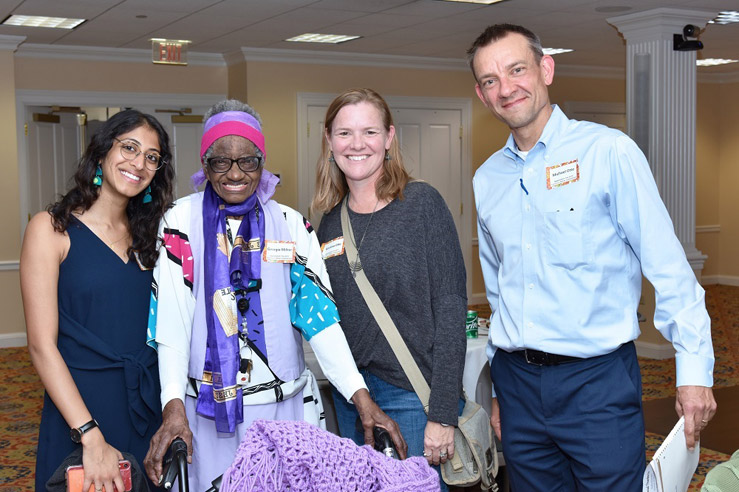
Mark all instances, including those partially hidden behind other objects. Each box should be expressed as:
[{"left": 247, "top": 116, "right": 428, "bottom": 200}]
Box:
[{"left": 65, "top": 460, "right": 132, "bottom": 492}]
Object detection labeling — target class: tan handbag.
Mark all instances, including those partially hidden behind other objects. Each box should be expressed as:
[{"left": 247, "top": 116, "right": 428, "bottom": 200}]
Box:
[{"left": 340, "top": 197, "right": 498, "bottom": 490}]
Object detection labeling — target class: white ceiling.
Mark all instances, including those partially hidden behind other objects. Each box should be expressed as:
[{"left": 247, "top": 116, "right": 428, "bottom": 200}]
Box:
[{"left": 1, "top": 0, "right": 738, "bottom": 73}]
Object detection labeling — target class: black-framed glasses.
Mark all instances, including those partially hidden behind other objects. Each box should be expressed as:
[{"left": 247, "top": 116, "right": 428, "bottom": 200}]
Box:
[
  {"left": 204, "top": 156, "right": 263, "bottom": 174},
  {"left": 114, "top": 137, "right": 165, "bottom": 171}
]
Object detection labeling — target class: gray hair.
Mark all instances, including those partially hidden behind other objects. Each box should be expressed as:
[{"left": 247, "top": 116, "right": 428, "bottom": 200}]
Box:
[{"left": 202, "top": 99, "right": 265, "bottom": 162}]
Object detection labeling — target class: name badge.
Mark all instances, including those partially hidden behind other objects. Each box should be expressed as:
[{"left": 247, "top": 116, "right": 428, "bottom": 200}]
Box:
[
  {"left": 546, "top": 159, "right": 580, "bottom": 189},
  {"left": 262, "top": 240, "right": 296, "bottom": 263},
  {"left": 321, "top": 237, "right": 345, "bottom": 260}
]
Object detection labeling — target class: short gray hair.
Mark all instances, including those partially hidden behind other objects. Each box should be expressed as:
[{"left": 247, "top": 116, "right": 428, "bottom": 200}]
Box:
[{"left": 202, "top": 99, "right": 265, "bottom": 161}]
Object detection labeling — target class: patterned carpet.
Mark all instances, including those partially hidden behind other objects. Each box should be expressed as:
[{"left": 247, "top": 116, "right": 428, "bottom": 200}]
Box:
[{"left": 1, "top": 285, "right": 737, "bottom": 491}]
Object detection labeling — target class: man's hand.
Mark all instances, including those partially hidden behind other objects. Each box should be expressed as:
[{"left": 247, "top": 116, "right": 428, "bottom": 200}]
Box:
[
  {"left": 144, "top": 399, "right": 193, "bottom": 484},
  {"left": 490, "top": 397, "right": 502, "bottom": 441},
  {"left": 351, "top": 388, "right": 408, "bottom": 459},
  {"left": 676, "top": 385, "right": 717, "bottom": 450}
]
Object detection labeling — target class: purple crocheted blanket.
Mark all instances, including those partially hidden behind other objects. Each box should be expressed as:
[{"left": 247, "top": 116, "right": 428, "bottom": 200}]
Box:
[{"left": 220, "top": 419, "right": 440, "bottom": 492}]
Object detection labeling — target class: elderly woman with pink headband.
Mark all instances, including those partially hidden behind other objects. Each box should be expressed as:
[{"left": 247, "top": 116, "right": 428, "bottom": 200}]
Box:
[{"left": 142, "top": 100, "right": 406, "bottom": 490}]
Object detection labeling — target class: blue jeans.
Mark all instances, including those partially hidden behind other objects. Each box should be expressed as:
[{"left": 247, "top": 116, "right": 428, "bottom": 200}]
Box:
[{"left": 332, "top": 369, "right": 463, "bottom": 492}]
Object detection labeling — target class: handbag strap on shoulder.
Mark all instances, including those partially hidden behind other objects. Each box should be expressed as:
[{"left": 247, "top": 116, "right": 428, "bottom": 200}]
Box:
[{"left": 340, "top": 196, "right": 431, "bottom": 409}]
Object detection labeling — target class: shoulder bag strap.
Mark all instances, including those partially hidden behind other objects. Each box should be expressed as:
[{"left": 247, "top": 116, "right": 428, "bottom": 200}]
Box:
[{"left": 340, "top": 196, "right": 431, "bottom": 409}]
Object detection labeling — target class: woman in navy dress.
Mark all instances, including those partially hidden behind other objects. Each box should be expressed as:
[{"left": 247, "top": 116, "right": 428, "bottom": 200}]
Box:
[{"left": 20, "top": 110, "right": 175, "bottom": 492}]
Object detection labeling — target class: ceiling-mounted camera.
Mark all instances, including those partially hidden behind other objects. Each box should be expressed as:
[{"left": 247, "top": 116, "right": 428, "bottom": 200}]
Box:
[{"left": 673, "top": 24, "right": 703, "bottom": 51}]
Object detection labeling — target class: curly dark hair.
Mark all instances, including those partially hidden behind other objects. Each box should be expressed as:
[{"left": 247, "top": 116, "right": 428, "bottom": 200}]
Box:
[{"left": 48, "top": 109, "right": 175, "bottom": 269}]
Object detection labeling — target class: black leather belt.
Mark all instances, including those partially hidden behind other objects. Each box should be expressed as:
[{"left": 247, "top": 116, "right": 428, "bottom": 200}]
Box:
[{"left": 513, "top": 349, "right": 583, "bottom": 366}]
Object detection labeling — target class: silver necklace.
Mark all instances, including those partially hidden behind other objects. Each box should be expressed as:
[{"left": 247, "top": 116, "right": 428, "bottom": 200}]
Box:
[{"left": 347, "top": 196, "right": 380, "bottom": 278}]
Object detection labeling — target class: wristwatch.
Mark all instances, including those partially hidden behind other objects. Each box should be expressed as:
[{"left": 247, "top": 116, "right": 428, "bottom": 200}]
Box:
[{"left": 70, "top": 419, "right": 99, "bottom": 443}]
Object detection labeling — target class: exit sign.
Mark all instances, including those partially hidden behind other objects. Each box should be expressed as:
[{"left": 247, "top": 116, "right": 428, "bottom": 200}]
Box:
[{"left": 151, "top": 38, "right": 190, "bottom": 66}]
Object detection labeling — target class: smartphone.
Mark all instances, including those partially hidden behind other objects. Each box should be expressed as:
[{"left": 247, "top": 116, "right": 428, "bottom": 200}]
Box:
[{"left": 65, "top": 460, "right": 132, "bottom": 492}]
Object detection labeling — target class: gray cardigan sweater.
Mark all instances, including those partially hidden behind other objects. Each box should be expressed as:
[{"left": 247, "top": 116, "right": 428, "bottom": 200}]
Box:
[{"left": 317, "top": 181, "right": 467, "bottom": 424}]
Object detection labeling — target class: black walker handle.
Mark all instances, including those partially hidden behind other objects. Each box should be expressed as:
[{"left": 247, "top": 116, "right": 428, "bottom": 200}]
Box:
[{"left": 162, "top": 438, "right": 189, "bottom": 492}]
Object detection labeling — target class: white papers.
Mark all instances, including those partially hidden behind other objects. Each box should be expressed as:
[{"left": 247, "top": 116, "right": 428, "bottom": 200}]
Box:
[{"left": 643, "top": 416, "right": 700, "bottom": 492}]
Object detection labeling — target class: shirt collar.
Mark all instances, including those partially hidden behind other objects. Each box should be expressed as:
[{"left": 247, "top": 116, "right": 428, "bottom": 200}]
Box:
[{"left": 503, "top": 104, "right": 567, "bottom": 161}]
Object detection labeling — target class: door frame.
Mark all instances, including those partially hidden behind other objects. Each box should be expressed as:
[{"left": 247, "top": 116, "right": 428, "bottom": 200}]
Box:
[
  {"left": 15, "top": 89, "right": 225, "bottom": 236},
  {"left": 297, "top": 92, "right": 474, "bottom": 299}
]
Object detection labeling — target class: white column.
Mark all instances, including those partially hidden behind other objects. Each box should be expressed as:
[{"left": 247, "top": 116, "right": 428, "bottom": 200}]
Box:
[{"left": 608, "top": 8, "right": 716, "bottom": 273}]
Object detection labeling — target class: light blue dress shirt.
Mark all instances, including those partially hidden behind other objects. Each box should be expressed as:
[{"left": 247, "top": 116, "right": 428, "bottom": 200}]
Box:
[{"left": 474, "top": 105, "right": 714, "bottom": 395}]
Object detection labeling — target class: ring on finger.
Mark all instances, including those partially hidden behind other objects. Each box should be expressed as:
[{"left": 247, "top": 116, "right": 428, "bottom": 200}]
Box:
[
  {"left": 701, "top": 419, "right": 709, "bottom": 424},
  {"left": 422, "top": 450, "right": 431, "bottom": 457},
  {"left": 440, "top": 451, "right": 448, "bottom": 458}
]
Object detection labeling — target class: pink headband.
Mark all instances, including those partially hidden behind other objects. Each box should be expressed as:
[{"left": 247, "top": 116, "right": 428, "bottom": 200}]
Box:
[{"left": 200, "top": 111, "right": 266, "bottom": 158}]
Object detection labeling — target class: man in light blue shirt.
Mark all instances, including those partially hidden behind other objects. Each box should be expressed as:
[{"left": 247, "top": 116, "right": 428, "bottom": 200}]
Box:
[{"left": 468, "top": 24, "right": 716, "bottom": 491}]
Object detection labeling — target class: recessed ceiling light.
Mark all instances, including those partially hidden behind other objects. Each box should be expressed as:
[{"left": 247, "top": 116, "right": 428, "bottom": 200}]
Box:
[
  {"left": 543, "top": 48, "right": 574, "bottom": 55},
  {"left": 697, "top": 58, "right": 738, "bottom": 67},
  {"left": 436, "top": 0, "right": 508, "bottom": 4},
  {"left": 2, "top": 14, "right": 85, "bottom": 29},
  {"left": 286, "top": 33, "right": 361, "bottom": 44},
  {"left": 708, "top": 10, "right": 739, "bottom": 24}
]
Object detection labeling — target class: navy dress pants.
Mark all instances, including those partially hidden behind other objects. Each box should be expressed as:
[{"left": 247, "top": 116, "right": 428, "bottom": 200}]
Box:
[{"left": 492, "top": 342, "right": 646, "bottom": 492}]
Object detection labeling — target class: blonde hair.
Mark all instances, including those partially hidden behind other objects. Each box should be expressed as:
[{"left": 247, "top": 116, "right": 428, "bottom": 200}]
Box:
[{"left": 311, "top": 88, "right": 410, "bottom": 215}]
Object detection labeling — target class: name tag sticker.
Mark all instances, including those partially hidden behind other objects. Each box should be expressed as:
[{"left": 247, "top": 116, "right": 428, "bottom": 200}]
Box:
[
  {"left": 321, "top": 237, "right": 345, "bottom": 260},
  {"left": 546, "top": 160, "right": 580, "bottom": 189},
  {"left": 263, "top": 240, "right": 296, "bottom": 263}
]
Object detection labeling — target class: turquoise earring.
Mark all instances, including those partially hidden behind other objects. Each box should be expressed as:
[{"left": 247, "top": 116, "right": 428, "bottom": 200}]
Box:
[
  {"left": 143, "top": 186, "right": 152, "bottom": 204},
  {"left": 93, "top": 165, "right": 103, "bottom": 186}
]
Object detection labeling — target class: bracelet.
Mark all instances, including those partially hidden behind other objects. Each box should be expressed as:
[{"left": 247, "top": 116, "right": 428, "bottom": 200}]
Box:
[{"left": 440, "top": 423, "right": 450, "bottom": 427}]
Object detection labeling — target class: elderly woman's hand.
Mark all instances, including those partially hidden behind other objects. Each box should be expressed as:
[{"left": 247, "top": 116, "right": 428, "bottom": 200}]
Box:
[
  {"left": 351, "top": 388, "right": 408, "bottom": 459},
  {"left": 143, "top": 399, "right": 193, "bottom": 485}
]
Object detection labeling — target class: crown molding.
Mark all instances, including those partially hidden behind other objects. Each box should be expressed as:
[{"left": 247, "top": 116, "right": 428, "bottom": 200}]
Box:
[
  {"left": 0, "top": 34, "right": 26, "bottom": 51},
  {"left": 237, "top": 46, "right": 469, "bottom": 71},
  {"left": 11, "top": 43, "right": 738, "bottom": 82},
  {"left": 223, "top": 49, "right": 246, "bottom": 67},
  {"left": 15, "top": 43, "right": 225, "bottom": 66}
]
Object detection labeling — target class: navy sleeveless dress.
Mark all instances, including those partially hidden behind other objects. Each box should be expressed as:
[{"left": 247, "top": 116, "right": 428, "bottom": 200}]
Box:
[{"left": 35, "top": 217, "right": 163, "bottom": 490}]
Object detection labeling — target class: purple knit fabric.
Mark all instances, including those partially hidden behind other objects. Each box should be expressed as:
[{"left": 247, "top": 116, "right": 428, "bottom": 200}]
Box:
[{"left": 220, "top": 420, "right": 440, "bottom": 492}]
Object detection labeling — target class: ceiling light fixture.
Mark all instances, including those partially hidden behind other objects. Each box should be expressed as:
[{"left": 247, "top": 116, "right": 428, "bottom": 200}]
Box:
[
  {"left": 697, "top": 58, "right": 738, "bottom": 67},
  {"left": 543, "top": 48, "right": 574, "bottom": 55},
  {"left": 709, "top": 11, "right": 739, "bottom": 24},
  {"left": 1, "top": 14, "right": 85, "bottom": 29},
  {"left": 286, "top": 33, "right": 361, "bottom": 44},
  {"left": 437, "top": 0, "right": 508, "bottom": 4}
]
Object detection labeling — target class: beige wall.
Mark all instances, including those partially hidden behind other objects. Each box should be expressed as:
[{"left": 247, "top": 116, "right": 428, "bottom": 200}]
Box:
[
  {"left": 696, "top": 82, "right": 722, "bottom": 278},
  {"left": 242, "top": 61, "right": 490, "bottom": 208},
  {"left": 717, "top": 82, "right": 739, "bottom": 279},
  {"left": 2, "top": 53, "right": 737, "bottom": 340},
  {"left": 0, "top": 49, "right": 24, "bottom": 338},
  {"left": 14, "top": 57, "right": 228, "bottom": 93}
]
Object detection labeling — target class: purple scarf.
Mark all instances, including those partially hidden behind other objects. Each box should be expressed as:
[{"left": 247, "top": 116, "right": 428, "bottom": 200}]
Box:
[{"left": 199, "top": 182, "right": 266, "bottom": 433}]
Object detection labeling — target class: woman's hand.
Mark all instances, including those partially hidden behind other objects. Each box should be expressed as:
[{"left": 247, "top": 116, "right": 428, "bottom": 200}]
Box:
[
  {"left": 351, "top": 388, "right": 408, "bottom": 459},
  {"left": 144, "top": 399, "right": 193, "bottom": 484},
  {"left": 423, "top": 421, "right": 455, "bottom": 466},
  {"left": 81, "top": 429, "right": 125, "bottom": 492}
]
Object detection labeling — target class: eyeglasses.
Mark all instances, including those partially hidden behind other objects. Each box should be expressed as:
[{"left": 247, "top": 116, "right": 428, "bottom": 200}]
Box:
[
  {"left": 205, "top": 156, "right": 263, "bottom": 174},
  {"left": 114, "top": 137, "right": 165, "bottom": 171}
]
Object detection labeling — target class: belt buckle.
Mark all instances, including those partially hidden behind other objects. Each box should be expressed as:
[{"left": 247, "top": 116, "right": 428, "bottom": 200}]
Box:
[{"left": 524, "top": 349, "right": 546, "bottom": 366}]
